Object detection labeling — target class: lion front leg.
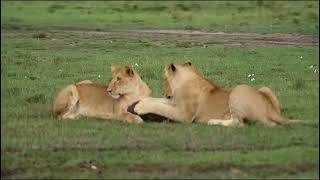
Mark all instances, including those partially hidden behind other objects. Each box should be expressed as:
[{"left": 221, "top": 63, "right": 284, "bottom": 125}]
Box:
[{"left": 133, "top": 97, "right": 192, "bottom": 123}]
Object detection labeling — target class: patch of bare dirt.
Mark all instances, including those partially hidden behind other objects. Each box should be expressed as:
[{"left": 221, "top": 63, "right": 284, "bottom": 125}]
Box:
[
  {"left": 31, "top": 145, "right": 294, "bottom": 153},
  {"left": 2, "top": 27, "right": 318, "bottom": 48},
  {"left": 68, "top": 28, "right": 319, "bottom": 48},
  {"left": 63, "top": 162, "right": 318, "bottom": 177}
]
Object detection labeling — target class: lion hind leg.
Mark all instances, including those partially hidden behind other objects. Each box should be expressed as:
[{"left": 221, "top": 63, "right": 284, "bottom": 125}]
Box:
[
  {"left": 61, "top": 104, "right": 80, "bottom": 119},
  {"left": 53, "top": 84, "right": 80, "bottom": 119}
]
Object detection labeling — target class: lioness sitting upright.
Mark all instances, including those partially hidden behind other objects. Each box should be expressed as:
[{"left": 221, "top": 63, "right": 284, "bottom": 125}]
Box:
[
  {"left": 53, "top": 65, "right": 151, "bottom": 123},
  {"left": 132, "top": 62, "right": 289, "bottom": 127}
]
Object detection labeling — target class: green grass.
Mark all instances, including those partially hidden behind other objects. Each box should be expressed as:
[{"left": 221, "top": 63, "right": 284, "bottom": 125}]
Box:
[
  {"left": 1, "top": 1, "right": 319, "bottom": 179},
  {"left": 1, "top": 1, "right": 319, "bottom": 34},
  {"left": 1, "top": 29, "right": 319, "bottom": 179}
]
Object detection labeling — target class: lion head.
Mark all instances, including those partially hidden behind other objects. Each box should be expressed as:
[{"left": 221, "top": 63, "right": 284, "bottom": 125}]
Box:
[
  {"left": 107, "top": 65, "right": 140, "bottom": 99},
  {"left": 163, "top": 61, "right": 193, "bottom": 98}
]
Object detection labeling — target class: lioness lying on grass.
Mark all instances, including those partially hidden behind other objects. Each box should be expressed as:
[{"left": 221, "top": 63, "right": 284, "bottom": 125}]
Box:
[
  {"left": 132, "top": 62, "right": 291, "bottom": 127},
  {"left": 53, "top": 65, "right": 151, "bottom": 123}
]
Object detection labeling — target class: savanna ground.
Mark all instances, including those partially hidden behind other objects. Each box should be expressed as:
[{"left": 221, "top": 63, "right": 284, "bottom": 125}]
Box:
[{"left": 1, "top": 1, "right": 319, "bottom": 179}]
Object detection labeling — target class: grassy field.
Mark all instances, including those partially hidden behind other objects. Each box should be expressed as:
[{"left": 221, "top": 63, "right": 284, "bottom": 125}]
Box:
[{"left": 1, "top": 1, "right": 319, "bottom": 179}]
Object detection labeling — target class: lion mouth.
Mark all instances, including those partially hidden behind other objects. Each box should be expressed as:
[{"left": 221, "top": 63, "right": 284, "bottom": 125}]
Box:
[{"left": 108, "top": 92, "right": 121, "bottom": 99}]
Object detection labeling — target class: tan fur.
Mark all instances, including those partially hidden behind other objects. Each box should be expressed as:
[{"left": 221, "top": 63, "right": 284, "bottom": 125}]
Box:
[
  {"left": 134, "top": 62, "right": 289, "bottom": 126},
  {"left": 53, "top": 65, "right": 151, "bottom": 123}
]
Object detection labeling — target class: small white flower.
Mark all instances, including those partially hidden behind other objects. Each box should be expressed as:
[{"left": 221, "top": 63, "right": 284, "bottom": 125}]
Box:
[
  {"left": 309, "top": 65, "right": 314, "bottom": 69},
  {"left": 98, "top": 75, "right": 101, "bottom": 78},
  {"left": 314, "top": 69, "right": 317, "bottom": 73},
  {"left": 135, "top": 63, "right": 139, "bottom": 67},
  {"left": 59, "top": 69, "right": 62, "bottom": 72},
  {"left": 91, "top": 165, "right": 97, "bottom": 170},
  {"left": 252, "top": 74, "right": 255, "bottom": 76},
  {"left": 248, "top": 74, "right": 251, "bottom": 77},
  {"left": 24, "top": 76, "right": 27, "bottom": 78},
  {"left": 251, "top": 78, "right": 255, "bottom": 81},
  {"left": 300, "top": 56, "right": 303, "bottom": 59},
  {"left": 110, "top": 40, "right": 113, "bottom": 43}
]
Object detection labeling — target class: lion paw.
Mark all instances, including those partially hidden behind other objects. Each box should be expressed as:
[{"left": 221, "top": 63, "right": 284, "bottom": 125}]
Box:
[
  {"left": 133, "top": 100, "right": 150, "bottom": 115},
  {"left": 134, "top": 116, "right": 144, "bottom": 124}
]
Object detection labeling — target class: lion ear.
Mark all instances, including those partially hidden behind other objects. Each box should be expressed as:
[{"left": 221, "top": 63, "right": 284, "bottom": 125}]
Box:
[
  {"left": 124, "top": 66, "right": 134, "bottom": 77},
  {"left": 184, "top": 61, "right": 192, "bottom": 66},
  {"left": 170, "top": 64, "right": 176, "bottom": 72},
  {"left": 111, "top": 64, "right": 118, "bottom": 73}
]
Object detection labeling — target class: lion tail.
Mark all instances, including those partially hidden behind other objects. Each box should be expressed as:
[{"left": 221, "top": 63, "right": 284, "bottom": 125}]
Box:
[
  {"left": 52, "top": 84, "right": 79, "bottom": 118},
  {"left": 258, "top": 86, "right": 281, "bottom": 114},
  {"left": 258, "top": 87, "right": 316, "bottom": 125},
  {"left": 287, "top": 119, "right": 317, "bottom": 124},
  {"left": 258, "top": 86, "right": 289, "bottom": 125}
]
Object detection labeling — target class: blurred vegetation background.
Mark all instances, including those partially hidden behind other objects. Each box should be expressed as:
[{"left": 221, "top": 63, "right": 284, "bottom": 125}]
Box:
[{"left": 2, "top": 1, "right": 319, "bottom": 34}]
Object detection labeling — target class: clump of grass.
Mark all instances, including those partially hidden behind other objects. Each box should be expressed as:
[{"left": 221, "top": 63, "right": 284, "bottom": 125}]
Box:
[
  {"left": 256, "top": 0, "right": 265, "bottom": 7},
  {"left": 184, "top": 25, "right": 194, "bottom": 31},
  {"left": 132, "top": 5, "right": 139, "bottom": 10},
  {"left": 141, "top": 6, "right": 166, "bottom": 12},
  {"left": 239, "top": 22, "right": 249, "bottom": 26},
  {"left": 277, "top": 13, "right": 286, "bottom": 20},
  {"left": 307, "top": 12, "right": 319, "bottom": 21},
  {"left": 191, "top": 3, "right": 201, "bottom": 10},
  {"left": 2, "top": 23, "right": 21, "bottom": 30},
  {"left": 171, "top": 13, "right": 180, "bottom": 20},
  {"left": 292, "top": 18, "right": 300, "bottom": 25},
  {"left": 174, "top": 4, "right": 191, "bottom": 11},
  {"left": 237, "top": 6, "right": 248, "bottom": 13},
  {"left": 9, "top": 17, "right": 22, "bottom": 23},
  {"left": 7, "top": 87, "right": 20, "bottom": 96},
  {"left": 112, "top": 8, "right": 123, "bottom": 12},
  {"left": 47, "top": 4, "right": 66, "bottom": 13},
  {"left": 26, "top": 94, "right": 46, "bottom": 104},
  {"left": 291, "top": 11, "right": 301, "bottom": 16},
  {"left": 75, "top": 6, "right": 85, "bottom": 10},
  {"left": 292, "top": 79, "right": 305, "bottom": 90},
  {"left": 307, "top": 3, "right": 315, "bottom": 8},
  {"left": 121, "top": 4, "right": 140, "bottom": 12},
  {"left": 173, "top": 3, "right": 201, "bottom": 11},
  {"left": 33, "top": 32, "right": 47, "bottom": 39}
]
